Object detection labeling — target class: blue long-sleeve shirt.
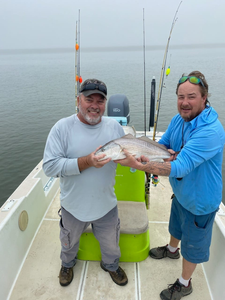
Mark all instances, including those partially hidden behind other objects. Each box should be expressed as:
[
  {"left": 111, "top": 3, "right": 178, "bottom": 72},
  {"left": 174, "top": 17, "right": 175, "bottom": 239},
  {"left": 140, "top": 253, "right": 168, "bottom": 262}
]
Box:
[{"left": 159, "top": 106, "right": 225, "bottom": 215}]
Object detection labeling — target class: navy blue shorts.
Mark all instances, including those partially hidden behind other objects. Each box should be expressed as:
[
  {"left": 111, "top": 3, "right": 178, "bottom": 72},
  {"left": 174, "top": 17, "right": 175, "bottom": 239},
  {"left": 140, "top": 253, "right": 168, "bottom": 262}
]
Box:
[{"left": 169, "top": 196, "right": 217, "bottom": 264}]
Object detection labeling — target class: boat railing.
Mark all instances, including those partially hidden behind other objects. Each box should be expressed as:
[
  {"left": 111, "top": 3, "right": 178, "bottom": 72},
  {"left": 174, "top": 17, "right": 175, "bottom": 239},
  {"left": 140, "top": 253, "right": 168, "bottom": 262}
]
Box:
[{"left": 0, "top": 160, "right": 59, "bottom": 300}]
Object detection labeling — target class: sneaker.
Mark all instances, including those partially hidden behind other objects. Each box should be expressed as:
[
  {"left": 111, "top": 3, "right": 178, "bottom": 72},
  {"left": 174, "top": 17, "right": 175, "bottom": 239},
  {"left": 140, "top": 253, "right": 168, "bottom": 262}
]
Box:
[
  {"left": 149, "top": 244, "right": 180, "bottom": 259},
  {"left": 160, "top": 279, "right": 193, "bottom": 300},
  {"left": 59, "top": 266, "right": 74, "bottom": 286},
  {"left": 100, "top": 261, "right": 128, "bottom": 286}
]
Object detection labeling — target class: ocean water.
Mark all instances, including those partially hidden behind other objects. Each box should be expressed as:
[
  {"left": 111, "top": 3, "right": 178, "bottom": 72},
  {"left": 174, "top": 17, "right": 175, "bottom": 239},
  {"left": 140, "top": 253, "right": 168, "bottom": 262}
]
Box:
[{"left": 1, "top": 46, "right": 225, "bottom": 207}]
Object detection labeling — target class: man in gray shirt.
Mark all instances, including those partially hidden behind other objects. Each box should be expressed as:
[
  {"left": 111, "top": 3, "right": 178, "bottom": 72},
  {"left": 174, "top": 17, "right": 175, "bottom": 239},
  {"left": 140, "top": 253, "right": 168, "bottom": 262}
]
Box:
[{"left": 43, "top": 78, "right": 127, "bottom": 287}]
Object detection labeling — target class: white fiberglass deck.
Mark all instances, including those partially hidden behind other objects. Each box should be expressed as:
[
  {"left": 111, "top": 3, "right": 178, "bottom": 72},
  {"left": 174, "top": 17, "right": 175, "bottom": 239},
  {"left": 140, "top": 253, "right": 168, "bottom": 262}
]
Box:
[{"left": 9, "top": 177, "right": 211, "bottom": 300}]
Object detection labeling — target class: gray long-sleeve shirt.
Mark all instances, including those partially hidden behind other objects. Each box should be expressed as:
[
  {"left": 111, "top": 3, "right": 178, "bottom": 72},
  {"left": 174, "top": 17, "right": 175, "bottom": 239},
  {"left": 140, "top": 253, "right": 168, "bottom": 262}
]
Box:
[{"left": 43, "top": 115, "right": 125, "bottom": 221}]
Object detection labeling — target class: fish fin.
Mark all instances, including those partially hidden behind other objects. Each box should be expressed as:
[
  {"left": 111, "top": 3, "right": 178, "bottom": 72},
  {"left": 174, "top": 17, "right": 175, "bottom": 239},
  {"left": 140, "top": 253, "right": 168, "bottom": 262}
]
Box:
[
  {"left": 138, "top": 136, "right": 169, "bottom": 151},
  {"left": 137, "top": 136, "right": 152, "bottom": 142},
  {"left": 122, "top": 125, "right": 136, "bottom": 137},
  {"left": 109, "top": 133, "right": 134, "bottom": 144},
  {"left": 121, "top": 133, "right": 136, "bottom": 139},
  {"left": 131, "top": 126, "right": 136, "bottom": 137}
]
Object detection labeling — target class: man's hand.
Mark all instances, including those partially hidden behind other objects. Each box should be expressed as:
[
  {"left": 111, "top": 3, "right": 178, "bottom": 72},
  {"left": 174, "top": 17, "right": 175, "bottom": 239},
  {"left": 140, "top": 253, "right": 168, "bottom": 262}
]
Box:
[
  {"left": 137, "top": 155, "right": 150, "bottom": 163},
  {"left": 78, "top": 145, "right": 111, "bottom": 172},
  {"left": 114, "top": 149, "right": 145, "bottom": 170},
  {"left": 89, "top": 145, "right": 112, "bottom": 168},
  {"left": 164, "top": 149, "right": 179, "bottom": 162}
]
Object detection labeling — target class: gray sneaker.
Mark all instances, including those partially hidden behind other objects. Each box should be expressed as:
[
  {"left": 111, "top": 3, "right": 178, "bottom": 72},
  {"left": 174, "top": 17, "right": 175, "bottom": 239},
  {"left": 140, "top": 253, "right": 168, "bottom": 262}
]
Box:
[
  {"left": 160, "top": 279, "right": 193, "bottom": 300},
  {"left": 149, "top": 244, "right": 180, "bottom": 259},
  {"left": 59, "top": 266, "right": 74, "bottom": 286}
]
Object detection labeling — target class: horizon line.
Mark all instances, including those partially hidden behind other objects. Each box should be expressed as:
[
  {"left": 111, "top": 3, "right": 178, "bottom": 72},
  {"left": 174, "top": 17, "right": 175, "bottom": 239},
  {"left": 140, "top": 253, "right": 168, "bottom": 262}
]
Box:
[{"left": 0, "top": 43, "right": 225, "bottom": 55}]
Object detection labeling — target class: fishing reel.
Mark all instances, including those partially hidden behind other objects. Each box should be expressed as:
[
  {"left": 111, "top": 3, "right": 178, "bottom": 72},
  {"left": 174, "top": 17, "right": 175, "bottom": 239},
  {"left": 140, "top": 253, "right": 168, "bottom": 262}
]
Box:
[{"left": 151, "top": 175, "right": 159, "bottom": 187}]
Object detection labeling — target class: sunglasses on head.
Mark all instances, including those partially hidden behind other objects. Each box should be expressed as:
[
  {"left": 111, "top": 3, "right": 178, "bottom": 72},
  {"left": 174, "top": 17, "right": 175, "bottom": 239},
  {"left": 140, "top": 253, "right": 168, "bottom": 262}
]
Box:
[
  {"left": 178, "top": 76, "right": 205, "bottom": 88},
  {"left": 80, "top": 82, "right": 107, "bottom": 95}
]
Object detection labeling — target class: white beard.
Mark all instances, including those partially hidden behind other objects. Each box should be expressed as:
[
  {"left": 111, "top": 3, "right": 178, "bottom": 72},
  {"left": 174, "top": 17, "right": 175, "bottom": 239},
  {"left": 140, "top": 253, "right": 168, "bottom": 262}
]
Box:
[{"left": 78, "top": 104, "right": 102, "bottom": 125}]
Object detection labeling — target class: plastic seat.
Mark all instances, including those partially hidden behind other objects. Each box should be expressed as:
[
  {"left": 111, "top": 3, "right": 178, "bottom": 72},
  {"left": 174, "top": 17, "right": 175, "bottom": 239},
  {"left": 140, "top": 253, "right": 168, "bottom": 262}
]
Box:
[
  {"left": 77, "top": 165, "right": 150, "bottom": 262},
  {"left": 77, "top": 201, "right": 149, "bottom": 262}
]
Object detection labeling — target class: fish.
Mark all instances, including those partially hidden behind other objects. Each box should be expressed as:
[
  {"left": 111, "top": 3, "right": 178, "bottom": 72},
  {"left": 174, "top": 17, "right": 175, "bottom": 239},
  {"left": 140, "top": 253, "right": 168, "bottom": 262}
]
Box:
[{"left": 95, "top": 134, "right": 171, "bottom": 161}]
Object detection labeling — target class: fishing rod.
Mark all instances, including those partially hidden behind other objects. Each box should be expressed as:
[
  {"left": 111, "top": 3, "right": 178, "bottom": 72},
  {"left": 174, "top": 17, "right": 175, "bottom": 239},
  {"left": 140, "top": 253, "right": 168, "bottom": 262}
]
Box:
[
  {"left": 75, "top": 10, "right": 82, "bottom": 113},
  {"left": 77, "top": 9, "right": 81, "bottom": 93},
  {"left": 143, "top": 8, "right": 147, "bottom": 136},
  {"left": 75, "top": 21, "right": 78, "bottom": 113},
  {"left": 152, "top": 1, "right": 182, "bottom": 141}
]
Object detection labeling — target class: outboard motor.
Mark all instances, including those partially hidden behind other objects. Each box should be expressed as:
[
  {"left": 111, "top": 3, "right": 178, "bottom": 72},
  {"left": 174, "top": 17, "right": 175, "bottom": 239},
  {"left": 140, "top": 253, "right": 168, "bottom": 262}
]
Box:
[{"left": 107, "top": 94, "right": 130, "bottom": 125}]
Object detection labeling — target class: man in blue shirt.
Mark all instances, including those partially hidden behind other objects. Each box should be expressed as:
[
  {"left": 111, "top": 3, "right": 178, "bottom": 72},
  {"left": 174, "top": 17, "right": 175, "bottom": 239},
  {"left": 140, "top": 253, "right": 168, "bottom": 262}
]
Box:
[{"left": 116, "top": 71, "right": 225, "bottom": 300}]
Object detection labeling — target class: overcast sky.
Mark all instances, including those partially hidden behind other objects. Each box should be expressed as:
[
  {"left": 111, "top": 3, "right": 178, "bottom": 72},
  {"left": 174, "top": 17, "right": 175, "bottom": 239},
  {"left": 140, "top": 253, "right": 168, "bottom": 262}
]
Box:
[{"left": 1, "top": 0, "right": 225, "bottom": 50}]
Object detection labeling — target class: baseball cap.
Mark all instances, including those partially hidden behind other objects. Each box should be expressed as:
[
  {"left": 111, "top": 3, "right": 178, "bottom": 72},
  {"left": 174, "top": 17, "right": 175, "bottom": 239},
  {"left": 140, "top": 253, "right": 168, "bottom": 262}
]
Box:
[{"left": 79, "top": 79, "right": 107, "bottom": 98}]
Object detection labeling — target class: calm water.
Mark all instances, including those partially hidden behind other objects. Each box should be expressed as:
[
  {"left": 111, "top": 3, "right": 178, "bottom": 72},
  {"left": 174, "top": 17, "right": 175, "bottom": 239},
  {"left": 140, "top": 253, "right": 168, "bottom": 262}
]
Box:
[{"left": 1, "top": 46, "right": 225, "bottom": 207}]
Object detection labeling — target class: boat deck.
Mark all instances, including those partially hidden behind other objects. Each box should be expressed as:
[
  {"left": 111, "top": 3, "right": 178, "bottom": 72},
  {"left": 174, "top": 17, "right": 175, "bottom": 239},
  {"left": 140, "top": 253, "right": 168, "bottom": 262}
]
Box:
[{"left": 9, "top": 177, "right": 211, "bottom": 300}]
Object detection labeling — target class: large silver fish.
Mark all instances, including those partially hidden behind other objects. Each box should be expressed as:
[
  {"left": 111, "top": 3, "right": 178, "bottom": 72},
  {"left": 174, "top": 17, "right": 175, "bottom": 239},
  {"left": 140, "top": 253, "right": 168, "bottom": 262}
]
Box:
[{"left": 95, "top": 134, "right": 171, "bottom": 161}]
